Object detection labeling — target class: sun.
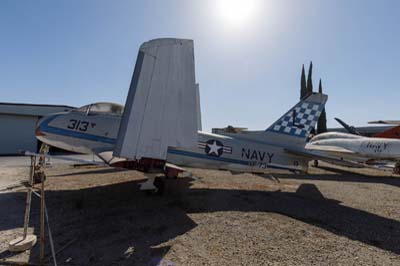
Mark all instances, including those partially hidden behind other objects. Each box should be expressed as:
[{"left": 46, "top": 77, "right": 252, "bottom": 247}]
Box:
[{"left": 217, "top": 0, "right": 260, "bottom": 27}]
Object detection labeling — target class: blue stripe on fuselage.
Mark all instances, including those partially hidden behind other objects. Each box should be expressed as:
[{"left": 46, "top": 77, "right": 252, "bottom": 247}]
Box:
[
  {"left": 167, "top": 148, "right": 249, "bottom": 165},
  {"left": 168, "top": 149, "right": 296, "bottom": 171}
]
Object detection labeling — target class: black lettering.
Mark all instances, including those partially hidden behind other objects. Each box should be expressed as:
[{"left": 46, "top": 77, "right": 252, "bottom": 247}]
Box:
[
  {"left": 79, "top": 121, "right": 89, "bottom": 132},
  {"left": 267, "top": 153, "right": 274, "bottom": 163},
  {"left": 242, "top": 148, "right": 250, "bottom": 159},
  {"left": 67, "top": 119, "right": 90, "bottom": 132},
  {"left": 259, "top": 163, "right": 267, "bottom": 169},
  {"left": 67, "top": 119, "right": 77, "bottom": 129},
  {"left": 258, "top": 151, "right": 265, "bottom": 161},
  {"left": 251, "top": 150, "right": 258, "bottom": 160}
]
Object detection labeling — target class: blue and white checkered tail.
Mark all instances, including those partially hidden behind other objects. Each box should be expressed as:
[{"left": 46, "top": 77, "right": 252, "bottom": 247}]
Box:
[{"left": 266, "top": 93, "right": 328, "bottom": 142}]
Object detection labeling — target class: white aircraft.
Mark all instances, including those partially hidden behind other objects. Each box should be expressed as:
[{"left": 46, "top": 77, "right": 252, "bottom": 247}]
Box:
[
  {"left": 303, "top": 132, "right": 400, "bottom": 173},
  {"left": 35, "top": 38, "right": 328, "bottom": 194}
]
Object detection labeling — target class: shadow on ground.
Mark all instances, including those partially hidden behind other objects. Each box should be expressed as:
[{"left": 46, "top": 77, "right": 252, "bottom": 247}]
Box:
[
  {"left": 51, "top": 167, "right": 128, "bottom": 178},
  {"left": 1, "top": 173, "right": 400, "bottom": 265},
  {"left": 261, "top": 165, "right": 400, "bottom": 188}
]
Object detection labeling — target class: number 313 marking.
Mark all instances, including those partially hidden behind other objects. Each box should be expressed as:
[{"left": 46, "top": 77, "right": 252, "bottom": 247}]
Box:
[{"left": 67, "top": 119, "right": 89, "bottom": 132}]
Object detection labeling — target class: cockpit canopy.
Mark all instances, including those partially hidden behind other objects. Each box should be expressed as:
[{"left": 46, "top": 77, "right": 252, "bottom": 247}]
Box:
[{"left": 74, "top": 102, "right": 124, "bottom": 115}]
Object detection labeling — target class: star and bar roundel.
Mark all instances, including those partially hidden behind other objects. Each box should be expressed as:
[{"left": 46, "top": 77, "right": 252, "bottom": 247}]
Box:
[{"left": 198, "top": 139, "right": 232, "bottom": 157}]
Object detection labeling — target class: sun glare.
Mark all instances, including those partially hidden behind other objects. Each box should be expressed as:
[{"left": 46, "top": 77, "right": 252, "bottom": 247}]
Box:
[{"left": 217, "top": 0, "right": 260, "bottom": 28}]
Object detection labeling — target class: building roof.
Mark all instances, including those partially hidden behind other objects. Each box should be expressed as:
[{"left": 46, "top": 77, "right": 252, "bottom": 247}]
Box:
[{"left": 0, "top": 102, "right": 76, "bottom": 116}]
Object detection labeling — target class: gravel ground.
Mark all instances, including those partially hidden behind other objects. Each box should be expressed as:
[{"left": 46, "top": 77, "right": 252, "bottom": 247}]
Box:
[{"left": 1, "top": 157, "right": 400, "bottom": 265}]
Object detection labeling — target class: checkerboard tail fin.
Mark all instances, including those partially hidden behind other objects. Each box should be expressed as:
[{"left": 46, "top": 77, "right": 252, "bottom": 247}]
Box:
[{"left": 265, "top": 93, "right": 328, "bottom": 142}]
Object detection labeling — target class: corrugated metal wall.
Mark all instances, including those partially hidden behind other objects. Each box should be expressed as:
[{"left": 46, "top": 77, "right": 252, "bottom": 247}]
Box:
[{"left": 0, "top": 114, "right": 38, "bottom": 155}]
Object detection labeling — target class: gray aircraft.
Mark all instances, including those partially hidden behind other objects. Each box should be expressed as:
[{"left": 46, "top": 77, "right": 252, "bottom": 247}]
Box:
[{"left": 35, "top": 38, "right": 328, "bottom": 194}]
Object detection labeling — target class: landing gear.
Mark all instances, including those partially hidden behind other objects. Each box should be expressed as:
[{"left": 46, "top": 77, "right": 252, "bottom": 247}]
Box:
[
  {"left": 140, "top": 176, "right": 165, "bottom": 195},
  {"left": 394, "top": 162, "right": 400, "bottom": 175},
  {"left": 139, "top": 165, "right": 182, "bottom": 195},
  {"left": 313, "top": 160, "right": 319, "bottom": 167},
  {"left": 165, "top": 168, "right": 179, "bottom": 179}
]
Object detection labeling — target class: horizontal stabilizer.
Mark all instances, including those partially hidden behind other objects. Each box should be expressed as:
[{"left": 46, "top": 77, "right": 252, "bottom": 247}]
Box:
[
  {"left": 368, "top": 120, "right": 400, "bottom": 125},
  {"left": 334, "top": 117, "right": 361, "bottom": 135},
  {"left": 114, "top": 38, "right": 198, "bottom": 160}
]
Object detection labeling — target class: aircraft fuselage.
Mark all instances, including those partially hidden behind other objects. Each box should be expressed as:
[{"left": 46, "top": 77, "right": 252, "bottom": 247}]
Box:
[
  {"left": 36, "top": 111, "right": 309, "bottom": 173},
  {"left": 309, "top": 132, "right": 400, "bottom": 160}
]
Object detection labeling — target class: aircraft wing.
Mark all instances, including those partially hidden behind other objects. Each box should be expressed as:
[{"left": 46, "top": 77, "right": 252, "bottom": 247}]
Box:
[
  {"left": 23, "top": 151, "right": 107, "bottom": 166},
  {"left": 97, "top": 151, "right": 127, "bottom": 165},
  {"left": 96, "top": 151, "right": 187, "bottom": 172},
  {"left": 114, "top": 38, "right": 198, "bottom": 161},
  {"left": 165, "top": 162, "right": 186, "bottom": 172},
  {"left": 285, "top": 148, "right": 365, "bottom": 168}
]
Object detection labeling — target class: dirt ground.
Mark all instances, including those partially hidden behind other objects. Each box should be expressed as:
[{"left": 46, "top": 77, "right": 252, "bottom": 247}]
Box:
[{"left": 1, "top": 156, "right": 400, "bottom": 266}]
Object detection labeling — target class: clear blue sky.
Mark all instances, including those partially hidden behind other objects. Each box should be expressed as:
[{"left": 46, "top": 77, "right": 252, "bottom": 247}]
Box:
[{"left": 1, "top": 0, "right": 399, "bottom": 131}]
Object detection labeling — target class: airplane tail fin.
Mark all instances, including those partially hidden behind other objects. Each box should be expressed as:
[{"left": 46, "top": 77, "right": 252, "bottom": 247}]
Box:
[
  {"left": 113, "top": 38, "right": 198, "bottom": 161},
  {"left": 264, "top": 93, "right": 328, "bottom": 145}
]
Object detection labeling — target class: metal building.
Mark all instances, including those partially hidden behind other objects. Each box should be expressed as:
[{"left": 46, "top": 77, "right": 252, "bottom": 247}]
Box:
[{"left": 0, "top": 103, "right": 75, "bottom": 155}]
